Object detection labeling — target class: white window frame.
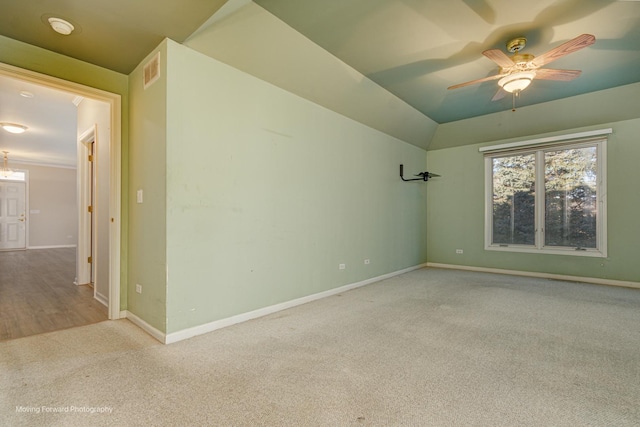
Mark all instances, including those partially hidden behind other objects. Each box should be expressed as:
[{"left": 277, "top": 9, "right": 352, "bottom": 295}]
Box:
[
  {"left": 483, "top": 135, "right": 608, "bottom": 258},
  {"left": 0, "top": 169, "right": 27, "bottom": 181}
]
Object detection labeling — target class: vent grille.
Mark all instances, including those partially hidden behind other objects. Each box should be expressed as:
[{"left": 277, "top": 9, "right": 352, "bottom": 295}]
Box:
[{"left": 143, "top": 52, "right": 161, "bottom": 89}]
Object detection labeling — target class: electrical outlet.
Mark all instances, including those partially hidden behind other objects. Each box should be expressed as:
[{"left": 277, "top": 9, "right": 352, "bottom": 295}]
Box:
[
  {"left": 364, "top": 259, "right": 370, "bottom": 265},
  {"left": 136, "top": 189, "right": 143, "bottom": 204},
  {"left": 456, "top": 249, "right": 463, "bottom": 254},
  {"left": 136, "top": 284, "right": 142, "bottom": 294},
  {"left": 339, "top": 263, "right": 346, "bottom": 270}
]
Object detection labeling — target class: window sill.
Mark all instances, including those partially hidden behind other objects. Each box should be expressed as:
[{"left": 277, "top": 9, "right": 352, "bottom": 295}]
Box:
[{"left": 485, "top": 244, "right": 607, "bottom": 258}]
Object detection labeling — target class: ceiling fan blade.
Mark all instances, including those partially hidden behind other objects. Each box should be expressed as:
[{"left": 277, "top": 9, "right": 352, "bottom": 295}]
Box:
[
  {"left": 482, "top": 49, "right": 514, "bottom": 69},
  {"left": 447, "top": 73, "right": 505, "bottom": 90},
  {"left": 530, "top": 34, "right": 595, "bottom": 68},
  {"left": 535, "top": 68, "right": 582, "bottom": 81},
  {"left": 491, "top": 88, "right": 507, "bottom": 101}
]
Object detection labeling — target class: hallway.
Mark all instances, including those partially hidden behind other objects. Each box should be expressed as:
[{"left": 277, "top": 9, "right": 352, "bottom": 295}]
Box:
[{"left": 0, "top": 248, "right": 107, "bottom": 341}]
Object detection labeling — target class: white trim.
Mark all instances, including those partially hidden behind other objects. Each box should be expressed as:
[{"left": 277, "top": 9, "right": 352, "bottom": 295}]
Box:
[
  {"left": 109, "top": 96, "right": 122, "bottom": 320},
  {"left": 596, "top": 139, "right": 608, "bottom": 257},
  {"left": 122, "top": 311, "right": 166, "bottom": 343},
  {"left": 77, "top": 126, "right": 95, "bottom": 287},
  {"left": 25, "top": 171, "right": 30, "bottom": 249},
  {"left": 95, "top": 292, "right": 108, "bottom": 308},
  {"left": 11, "top": 159, "right": 77, "bottom": 169},
  {"left": 479, "top": 128, "right": 612, "bottom": 153},
  {"left": 27, "top": 245, "right": 77, "bottom": 249},
  {"left": 0, "top": 62, "right": 122, "bottom": 321},
  {"left": 482, "top": 245, "right": 605, "bottom": 257},
  {"left": 426, "top": 263, "right": 640, "bottom": 290},
  {"left": 164, "top": 263, "right": 428, "bottom": 345},
  {"left": 485, "top": 139, "right": 607, "bottom": 257}
]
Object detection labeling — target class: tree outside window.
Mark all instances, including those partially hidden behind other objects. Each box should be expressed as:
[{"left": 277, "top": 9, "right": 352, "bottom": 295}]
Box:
[{"left": 486, "top": 140, "right": 605, "bottom": 257}]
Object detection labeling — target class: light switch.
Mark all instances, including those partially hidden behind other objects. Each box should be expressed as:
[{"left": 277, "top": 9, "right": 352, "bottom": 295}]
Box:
[{"left": 137, "top": 189, "right": 143, "bottom": 203}]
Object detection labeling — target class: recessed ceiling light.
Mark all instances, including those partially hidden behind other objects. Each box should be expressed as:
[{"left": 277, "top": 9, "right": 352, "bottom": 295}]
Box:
[
  {"left": 0, "top": 123, "right": 28, "bottom": 134},
  {"left": 20, "top": 91, "right": 34, "bottom": 98},
  {"left": 48, "top": 17, "right": 75, "bottom": 35}
]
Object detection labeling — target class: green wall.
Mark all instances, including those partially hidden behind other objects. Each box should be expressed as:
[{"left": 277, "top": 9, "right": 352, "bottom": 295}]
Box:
[
  {"left": 426, "top": 118, "right": 640, "bottom": 283},
  {"left": 164, "top": 40, "right": 428, "bottom": 333},
  {"left": 429, "top": 82, "right": 640, "bottom": 151},
  {"left": 10, "top": 27, "right": 638, "bottom": 339},
  {"left": 127, "top": 43, "right": 169, "bottom": 331},
  {"left": 0, "top": 35, "right": 130, "bottom": 309}
]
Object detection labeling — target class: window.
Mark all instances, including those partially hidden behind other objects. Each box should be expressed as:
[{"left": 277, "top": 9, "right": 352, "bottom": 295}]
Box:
[
  {"left": 0, "top": 170, "right": 26, "bottom": 181},
  {"left": 484, "top": 138, "right": 607, "bottom": 257}
]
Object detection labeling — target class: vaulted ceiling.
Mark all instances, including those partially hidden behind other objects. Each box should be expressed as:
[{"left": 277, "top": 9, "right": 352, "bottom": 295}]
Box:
[
  {"left": 254, "top": 0, "right": 640, "bottom": 123},
  {"left": 1, "top": 0, "right": 639, "bottom": 165}
]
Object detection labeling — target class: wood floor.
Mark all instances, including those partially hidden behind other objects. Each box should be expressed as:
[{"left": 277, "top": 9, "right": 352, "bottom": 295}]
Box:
[{"left": 0, "top": 247, "right": 107, "bottom": 341}]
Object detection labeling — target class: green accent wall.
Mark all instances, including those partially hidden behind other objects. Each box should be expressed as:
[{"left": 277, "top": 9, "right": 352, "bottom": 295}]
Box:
[
  {"left": 0, "top": 35, "right": 130, "bottom": 309},
  {"left": 163, "top": 40, "right": 428, "bottom": 333},
  {"left": 426, "top": 117, "right": 640, "bottom": 283},
  {"left": 127, "top": 43, "right": 169, "bottom": 331}
]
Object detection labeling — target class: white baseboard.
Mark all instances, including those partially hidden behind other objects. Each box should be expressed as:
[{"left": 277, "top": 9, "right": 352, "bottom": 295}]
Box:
[
  {"left": 164, "top": 263, "right": 428, "bottom": 345},
  {"left": 95, "top": 292, "right": 108, "bottom": 308},
  {"left": 121, "top": 310, "right": 166, "bottom": 343},
  {"left": 426, "top": 263, "right": 640, "bottom": 290},
  {"left": 27, "top": 245, "right": 77, "bottom": 249}
]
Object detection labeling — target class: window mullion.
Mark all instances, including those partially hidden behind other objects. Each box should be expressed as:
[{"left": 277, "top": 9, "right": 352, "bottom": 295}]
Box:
[{"left": 535, "top": 150, "right": 545, "bottom": 250}]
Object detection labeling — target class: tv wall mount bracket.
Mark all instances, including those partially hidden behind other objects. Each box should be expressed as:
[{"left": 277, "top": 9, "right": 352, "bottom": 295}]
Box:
[{"left": 399, "top": 164, "right": 440, "bottom": 182}]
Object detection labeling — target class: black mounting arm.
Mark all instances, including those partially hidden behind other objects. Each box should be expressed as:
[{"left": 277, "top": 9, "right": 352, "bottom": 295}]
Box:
[{"left": 400, "top": 164, "right": 440, "bottom": 182}]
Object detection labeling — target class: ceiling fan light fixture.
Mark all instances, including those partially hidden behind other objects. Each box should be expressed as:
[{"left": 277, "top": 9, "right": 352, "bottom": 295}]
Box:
[
  {"left": 498, "top": 71, "right": 536, "bottom": 93},
  {"left": 48, "top": 17, "right": 75, "bottom": 35},
  {"left": 0, "top": 123, "right": 28, "bottom": 134}
]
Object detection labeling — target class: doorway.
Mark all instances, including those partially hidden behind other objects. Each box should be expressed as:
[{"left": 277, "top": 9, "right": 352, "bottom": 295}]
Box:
[
  {"left": 77, "top": 126, "right": 97, "bottom": 291},
  {"left": 0, "top": 62, "right": 122, "bottom": 321}
]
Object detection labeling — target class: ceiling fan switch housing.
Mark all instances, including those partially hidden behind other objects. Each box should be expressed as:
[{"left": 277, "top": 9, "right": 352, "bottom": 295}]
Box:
[{"left": 506, "top": 37, "right": 527, "bottom": 53}]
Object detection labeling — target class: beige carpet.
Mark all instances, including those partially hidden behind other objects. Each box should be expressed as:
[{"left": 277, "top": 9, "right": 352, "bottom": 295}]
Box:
[{"left": 1, "top": 268, "right": 639, "bottom": 426}]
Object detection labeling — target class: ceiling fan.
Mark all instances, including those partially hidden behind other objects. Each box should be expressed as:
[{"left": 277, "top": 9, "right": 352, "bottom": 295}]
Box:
[{"left": 448, "top": 34, "right": 596, "bottom": 102}]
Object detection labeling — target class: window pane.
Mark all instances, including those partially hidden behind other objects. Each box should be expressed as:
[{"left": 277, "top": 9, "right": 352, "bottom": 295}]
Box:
[
  {"left": 544, "top": 146, "right": 597, "bottom": 248},
  {"left": 492, "top": 154, "right": 536, "bottom": 245},
  {"left": 0, "top": 171, "right": 25, "bottom": 181}
]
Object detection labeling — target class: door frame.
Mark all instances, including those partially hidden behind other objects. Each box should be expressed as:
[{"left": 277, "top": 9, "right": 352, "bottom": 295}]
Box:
[
  {"left": 0, "top": 177, "right": 28, "bottom": 250},
  {"left": 77, "top": 126, "right": 96, "bottom": 287},
  {"left": 0, "top": 62, "right": 122, "bottom": 320}
]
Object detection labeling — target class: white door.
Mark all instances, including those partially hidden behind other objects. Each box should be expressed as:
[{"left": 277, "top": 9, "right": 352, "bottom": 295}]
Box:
[{"left": 0, "top": 181, "right": 26, "bottom": 250}]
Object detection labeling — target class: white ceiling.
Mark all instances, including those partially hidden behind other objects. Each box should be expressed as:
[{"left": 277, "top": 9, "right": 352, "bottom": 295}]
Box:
[{"left": 0, "top": 75, "right": 78, "bottom": 168}]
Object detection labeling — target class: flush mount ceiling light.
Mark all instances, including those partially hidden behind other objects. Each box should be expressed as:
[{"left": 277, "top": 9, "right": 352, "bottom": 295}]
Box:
[
  {"left": 48, "top": 17, "right": 75, "bottom": 35},
  {"left": 0, "top": 123, "right": 28, "bottom": 134},
  {"left": 498, "top": 71, "right": 536, "bottom": 93}
]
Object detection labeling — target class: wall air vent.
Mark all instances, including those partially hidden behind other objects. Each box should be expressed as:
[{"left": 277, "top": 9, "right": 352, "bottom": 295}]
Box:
[{"left": 143, "top": 52, "right": 161, "bottom": 89}]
